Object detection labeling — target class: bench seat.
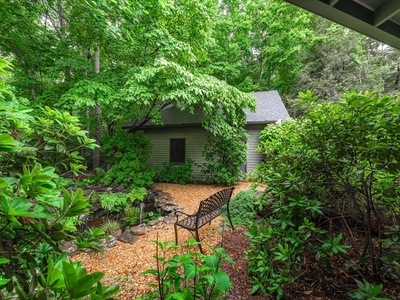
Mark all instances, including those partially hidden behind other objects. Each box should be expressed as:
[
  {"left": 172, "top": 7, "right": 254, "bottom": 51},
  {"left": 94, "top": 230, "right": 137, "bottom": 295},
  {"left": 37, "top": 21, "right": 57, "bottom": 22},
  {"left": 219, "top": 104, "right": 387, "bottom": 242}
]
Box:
[{"left": 174, "top": 187, "right": 235, "bottom": 253}]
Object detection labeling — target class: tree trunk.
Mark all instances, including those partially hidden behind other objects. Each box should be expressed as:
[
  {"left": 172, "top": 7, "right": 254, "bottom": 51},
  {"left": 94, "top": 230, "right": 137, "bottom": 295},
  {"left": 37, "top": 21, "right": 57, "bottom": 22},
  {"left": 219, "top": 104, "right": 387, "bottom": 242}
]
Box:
[{"left": 93, "top": 47, "right": 101, "bottom": 170}]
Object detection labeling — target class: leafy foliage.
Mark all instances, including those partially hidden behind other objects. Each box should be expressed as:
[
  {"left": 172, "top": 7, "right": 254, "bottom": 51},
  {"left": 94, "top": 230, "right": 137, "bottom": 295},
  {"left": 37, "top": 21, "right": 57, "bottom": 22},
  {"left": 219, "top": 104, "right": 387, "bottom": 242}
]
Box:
[
  {"left": 226, "top": 190, "right": 259, "bottom": 227},
  {"left": 100, "top": 187, "right": 147, "bottom": 213},
  {"left": 123, "top": 206, "right": 141, "bottom": 224},
  {"left": 245, "top": 196, "right": 327, "bottom": 298},
  {"left": 102, "top": 130, "right": 156, "bottom": 187},
  {"left": 0, "top": 68, "right": 118, "bottom": 299},
  {"left": 156, "top": 159, "right": 195, "bottom": 185},
  {"left": 348, "top": 279, "right": 390, "bottom": 300},
  {"left": 1, "top": 98, "right": 98, "bottom": 176},
  {"left": 135, "top": 238, "right": 234, "bottom": 300},
  {"left": 101, "top": 219, "right": 121, "bottom": 235},
  {"left": 201, "top": 127, "right": 248, "bottom": 185},
  {"left": 249, "top": 90, "right": 400, "bottom": 297}
]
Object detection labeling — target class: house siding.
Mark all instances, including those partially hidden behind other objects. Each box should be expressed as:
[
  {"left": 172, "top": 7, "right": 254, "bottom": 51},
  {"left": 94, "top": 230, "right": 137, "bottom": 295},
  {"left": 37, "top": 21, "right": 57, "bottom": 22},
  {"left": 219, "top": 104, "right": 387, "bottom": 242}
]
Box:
[
  {"left": 143, "top": 126, "right": 210, "bottom": 181},
  {"left": 245, "top": 124, "right": 268, "bottom": 174},
  {"left": 144, "top": 123, "right": 269, "bottom": 182}
]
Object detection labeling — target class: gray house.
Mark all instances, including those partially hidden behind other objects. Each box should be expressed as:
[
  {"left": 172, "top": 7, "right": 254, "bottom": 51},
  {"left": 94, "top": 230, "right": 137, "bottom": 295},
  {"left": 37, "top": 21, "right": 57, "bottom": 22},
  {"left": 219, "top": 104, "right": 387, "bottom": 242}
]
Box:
[{"left": 142, "top": 90, "right": 290, "bottom": 181}]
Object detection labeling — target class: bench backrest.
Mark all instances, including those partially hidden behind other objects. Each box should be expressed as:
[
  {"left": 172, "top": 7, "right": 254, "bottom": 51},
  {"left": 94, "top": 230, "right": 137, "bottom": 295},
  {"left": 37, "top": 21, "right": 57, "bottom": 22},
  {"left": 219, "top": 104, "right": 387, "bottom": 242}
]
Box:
[{"left": 196, "top": 187, "right": 235, "bottom": 218}]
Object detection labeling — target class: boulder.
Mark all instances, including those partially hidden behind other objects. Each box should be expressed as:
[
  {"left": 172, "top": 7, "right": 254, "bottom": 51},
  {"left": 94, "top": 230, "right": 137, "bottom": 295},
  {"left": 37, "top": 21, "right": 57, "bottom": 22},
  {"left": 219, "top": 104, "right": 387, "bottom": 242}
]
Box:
[
  {"left": 118, "top": 231, "right": 139, "bottom": 244},
  {"left": 130, "top": 225, "right": 147, "bottom": 236}
]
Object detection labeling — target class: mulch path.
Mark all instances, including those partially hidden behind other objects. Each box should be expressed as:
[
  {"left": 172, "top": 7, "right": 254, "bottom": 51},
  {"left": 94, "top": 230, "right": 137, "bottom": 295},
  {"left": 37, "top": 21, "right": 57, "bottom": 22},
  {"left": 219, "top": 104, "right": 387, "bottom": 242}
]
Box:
[{"left": 71, "top": 182, "right": 262, "bottom": 299}]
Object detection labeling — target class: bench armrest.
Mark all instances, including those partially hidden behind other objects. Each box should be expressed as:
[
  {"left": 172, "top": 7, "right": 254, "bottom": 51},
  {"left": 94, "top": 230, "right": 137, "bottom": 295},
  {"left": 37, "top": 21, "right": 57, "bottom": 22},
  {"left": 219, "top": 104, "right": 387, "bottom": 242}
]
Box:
[{"left": 174, "top": 210, "right": 195, "bottom": 218}]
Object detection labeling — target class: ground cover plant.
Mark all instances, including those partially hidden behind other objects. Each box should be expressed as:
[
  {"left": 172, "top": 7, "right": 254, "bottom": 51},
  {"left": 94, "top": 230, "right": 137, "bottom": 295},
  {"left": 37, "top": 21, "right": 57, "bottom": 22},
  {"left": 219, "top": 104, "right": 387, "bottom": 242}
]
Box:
[{"left": 248, "top": 90, "right": 400, "bottom": 299}]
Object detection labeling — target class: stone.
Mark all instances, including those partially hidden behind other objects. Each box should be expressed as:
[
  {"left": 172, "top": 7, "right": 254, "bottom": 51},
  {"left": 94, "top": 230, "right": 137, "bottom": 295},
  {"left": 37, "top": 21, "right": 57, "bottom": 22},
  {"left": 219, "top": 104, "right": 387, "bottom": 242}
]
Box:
[
  {"left": 147, "top": 218, "right": 161, "bottom": 226},
  {"left": 130, "top": 225, "right": 147, "bottom": 236},
  {"left": 111, "top": 229, "right": 122, "bottom": 239},
  {"left": 162, "top": 215, "right": 177, "bottom": 224},
  {"left": 102, "top": 236, "right": 117, "bottom": 248},
  {"left": 118, "top": 231, "right": 139, "bottom": 244},
  {"left": 59, "top": 241, "right": 78, "bottom": 254}
]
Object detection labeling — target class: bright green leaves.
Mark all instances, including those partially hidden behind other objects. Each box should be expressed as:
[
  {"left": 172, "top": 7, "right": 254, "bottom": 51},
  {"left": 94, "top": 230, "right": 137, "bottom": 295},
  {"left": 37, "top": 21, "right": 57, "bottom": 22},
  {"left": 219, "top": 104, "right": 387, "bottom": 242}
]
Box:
[
  {"left": 0, "top": 66, "right": 108, "bottom": 299},
  {"left": 31, "top": 106, "right": 99, "bottom": 176},
  {"left": 348, "top": 279, "right": 390, "bottom": 300},
  {"left": 214, "top": 271, "right": 232, "bottom": 293},
  {"left": 62, "top": 188, "right": 91, "bottom": 218},
  {"left": 59, "top": 79, "right": 115, "bottom": 110},
  {"left": 0, "top": 134, "right": 22, "bottom": 152},
  {"left": 119, "top": 58, "right": 255, "bottom": 133},
  {"left": 137, "top": 240, "right": 234, "bottom": 300},
  {"left": 62, "top": 261, "right": 106, "bottom": 298},
  {"left": 0, "top": 58, "right": 12, "bottom": 95}
]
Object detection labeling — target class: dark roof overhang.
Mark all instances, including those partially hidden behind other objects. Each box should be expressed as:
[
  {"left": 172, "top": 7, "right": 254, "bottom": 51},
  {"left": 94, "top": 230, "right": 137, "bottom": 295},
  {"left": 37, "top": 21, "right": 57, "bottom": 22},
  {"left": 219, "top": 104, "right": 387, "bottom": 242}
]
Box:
[{"left": 284, "top": 0, "right": 400, "bottom": 50}]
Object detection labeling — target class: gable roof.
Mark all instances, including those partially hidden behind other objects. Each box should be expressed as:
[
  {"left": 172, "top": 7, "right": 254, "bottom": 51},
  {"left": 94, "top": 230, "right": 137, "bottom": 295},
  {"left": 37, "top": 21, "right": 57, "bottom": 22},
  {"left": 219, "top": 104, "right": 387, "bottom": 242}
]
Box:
[
  {"left": 142, "top": 90, "right": 290, "bottom": 128},
  {"left": 284, "top": 0, "right": 400, "bottom": 50},
  {"left": 245, "top": 91, "right": 290, "bottom": 124}
]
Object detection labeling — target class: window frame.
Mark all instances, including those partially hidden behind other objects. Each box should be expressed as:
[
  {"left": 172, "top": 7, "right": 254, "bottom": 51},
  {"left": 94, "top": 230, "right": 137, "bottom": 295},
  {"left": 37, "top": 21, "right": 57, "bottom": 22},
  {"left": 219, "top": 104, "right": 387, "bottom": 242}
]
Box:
[{"left": 169, "top": 138, "right": 186, "bottom": 164}]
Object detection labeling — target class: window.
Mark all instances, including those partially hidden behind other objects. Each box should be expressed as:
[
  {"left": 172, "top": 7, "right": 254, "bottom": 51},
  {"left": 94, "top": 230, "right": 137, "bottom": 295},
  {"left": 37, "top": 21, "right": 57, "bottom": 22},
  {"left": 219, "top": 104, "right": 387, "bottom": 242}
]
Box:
[{"left": 170, "top": 138, "right": 186, "bottom": 163}]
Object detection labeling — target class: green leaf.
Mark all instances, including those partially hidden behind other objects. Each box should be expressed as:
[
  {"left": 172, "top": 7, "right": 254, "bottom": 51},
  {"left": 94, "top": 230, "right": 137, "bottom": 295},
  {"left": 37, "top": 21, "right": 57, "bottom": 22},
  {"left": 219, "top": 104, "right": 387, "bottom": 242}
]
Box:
[
  {"left": 11, "top": 197, "right": 32, "bottom": 212},
  {"left": 204, "top": 255, "right": 219, "bottom": 268},
  {"left": 214, "top": 271, "right": 232, "bottom": 293},
  {"left": 0, "top": 178, "right": 9, "bottom": 189},
  {"left": 0, "top": 278, "right": 10, "bottom": 286},
  {"left": 20, "top": 175, "right": 32, "bottom": 185},
  {"left": 184, "top": 263, "right": 197, "bottom": 279},
  {"left": 0, "top": 258, "right": 10, "bottom": 265},
  {"left": 101, "top": 284, "right": 120, "bottom": 298},
  {"left": 70, "top": 272, "right": 104, "bottom": 298},
  {"left": 62, "top": 261, "right": 78, "bottom": 292},
  {"left": 50, "top": 231, "right": 66, "bottom": 241}
]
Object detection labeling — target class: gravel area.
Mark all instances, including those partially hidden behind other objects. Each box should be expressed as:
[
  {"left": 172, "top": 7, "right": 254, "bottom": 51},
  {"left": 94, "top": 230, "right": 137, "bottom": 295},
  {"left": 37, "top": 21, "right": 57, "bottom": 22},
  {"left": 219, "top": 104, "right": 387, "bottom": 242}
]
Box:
[{"left": 71, "top": 182, "right": 259, "bottom": 299}]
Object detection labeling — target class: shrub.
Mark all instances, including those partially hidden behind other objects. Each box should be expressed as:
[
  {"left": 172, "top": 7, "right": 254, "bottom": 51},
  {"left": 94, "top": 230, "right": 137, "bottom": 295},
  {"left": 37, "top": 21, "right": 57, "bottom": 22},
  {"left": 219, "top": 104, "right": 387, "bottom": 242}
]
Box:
[
  {"left": 102, "top": 130, "right": 157, "bottom": 187},
  {"left": 245, "top": 194, "right": 334, "bottom": 299},
  {"left": 0, "top": 60, "right": 118, "bottom": 299},
  {"left": 155, "top": 158, "right": 195, "bottom": 185},
  {"left": 226, "top": 190, "right": 259, "bottom": 227},
  {"left": 201, "top": 127, "right": 248, "bottom": 185},
  {"left": 248, "top": 90, "right": 400, "bottom": 297}
]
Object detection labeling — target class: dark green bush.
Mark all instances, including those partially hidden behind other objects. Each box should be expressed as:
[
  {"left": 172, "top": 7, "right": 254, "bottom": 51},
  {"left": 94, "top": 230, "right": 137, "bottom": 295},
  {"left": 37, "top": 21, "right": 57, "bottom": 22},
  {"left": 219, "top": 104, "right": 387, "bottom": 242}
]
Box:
[
  {"left": 201, "top": 127, "right": 248, "bottom": 185},
  {"left": 102, "top": 130, "right": 157, "bottom": 187},
  {"left": 248, "top": 91, "right": 400, "bottom": 298},
  {"left": 155, "top": 158, "right": 195, "bottom": 185},
  {"left": 226, "top": 190, "right": 259, "bottom": 227}
]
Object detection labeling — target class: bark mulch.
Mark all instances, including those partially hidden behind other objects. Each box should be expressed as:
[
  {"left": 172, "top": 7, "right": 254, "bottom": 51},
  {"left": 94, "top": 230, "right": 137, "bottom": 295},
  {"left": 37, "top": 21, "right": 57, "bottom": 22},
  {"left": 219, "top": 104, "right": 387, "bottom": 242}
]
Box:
[{"left": 71, "top": 182, "right": 259, "bottom": 299}]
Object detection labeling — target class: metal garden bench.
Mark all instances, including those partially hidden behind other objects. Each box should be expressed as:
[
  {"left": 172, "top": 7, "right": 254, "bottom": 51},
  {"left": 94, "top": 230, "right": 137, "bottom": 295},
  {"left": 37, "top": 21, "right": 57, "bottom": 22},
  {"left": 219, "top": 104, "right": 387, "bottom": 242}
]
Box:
[{"left": 174, "top": 187, "right": 235, "bottom": 253}]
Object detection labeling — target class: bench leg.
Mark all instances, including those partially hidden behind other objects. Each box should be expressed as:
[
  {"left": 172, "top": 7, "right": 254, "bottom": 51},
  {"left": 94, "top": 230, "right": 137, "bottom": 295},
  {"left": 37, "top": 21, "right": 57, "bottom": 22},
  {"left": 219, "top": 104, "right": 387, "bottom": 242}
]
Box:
[
  {"left": 227, "top": 207, "right": 235, "bottom": 230},
  {"left": 174, "top": 223, "right": 179, "bottom": 245},
  {"left": 195, "top": 228, "right": 204, "bottom": 254}
]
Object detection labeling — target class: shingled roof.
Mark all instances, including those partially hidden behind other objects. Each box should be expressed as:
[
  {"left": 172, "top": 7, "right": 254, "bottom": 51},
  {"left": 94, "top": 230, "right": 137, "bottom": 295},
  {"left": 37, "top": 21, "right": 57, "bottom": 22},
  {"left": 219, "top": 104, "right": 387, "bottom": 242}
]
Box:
[
  {"left": 142, "top": 90, "right": 290, "bottom": 128},
  {"left": 245, "top": 90, "right": 290, "bottom": 124}
]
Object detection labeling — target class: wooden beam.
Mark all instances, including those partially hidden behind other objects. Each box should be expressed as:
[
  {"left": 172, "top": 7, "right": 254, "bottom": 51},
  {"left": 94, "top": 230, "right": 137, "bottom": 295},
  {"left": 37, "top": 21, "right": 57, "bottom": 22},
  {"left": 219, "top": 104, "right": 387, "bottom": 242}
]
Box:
[
  {"left": 283, "top": 0, "right": 400, "bottom": 50},
  {"left": 374, "top": 0, "right": 400, "bottom": 27},
  {"left": 329, "top": 0, "right": 340, "bottom": 6}
]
